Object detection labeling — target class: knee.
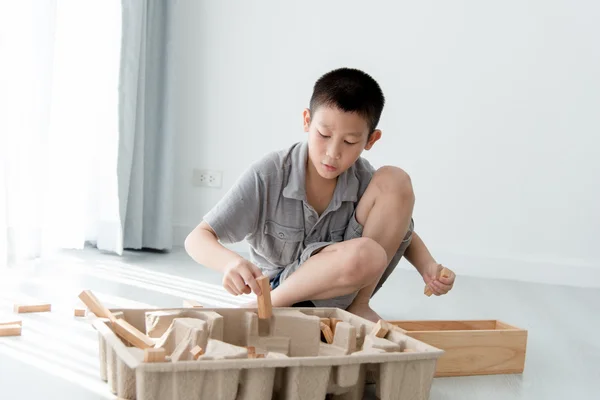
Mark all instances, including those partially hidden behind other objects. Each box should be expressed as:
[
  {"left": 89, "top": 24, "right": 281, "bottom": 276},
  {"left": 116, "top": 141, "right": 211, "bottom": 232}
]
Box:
[
  {"left": 339, "top": 238, "right": 388, "bottom": 287},
  {"left": 372, "top": 166, "right": 415, "bottom": 202}
]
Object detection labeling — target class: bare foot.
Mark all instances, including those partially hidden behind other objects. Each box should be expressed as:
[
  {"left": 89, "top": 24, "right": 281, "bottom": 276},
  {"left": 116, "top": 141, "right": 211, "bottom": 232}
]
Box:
[{"left": 346, "top": 302, "right": 382, "bottom": 323}]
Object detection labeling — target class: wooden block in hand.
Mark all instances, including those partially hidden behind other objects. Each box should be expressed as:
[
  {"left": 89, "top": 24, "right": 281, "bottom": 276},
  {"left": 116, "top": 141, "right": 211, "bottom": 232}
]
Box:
[
  {"left": 0, "top": 324, "right": 22, "bottom": 337},
  {"left": 190, "top": 345, "right": 205, "bottom": 360},
  {"left": 256, "top": 276, "right": 272, "bottom": 319},
  {"left": 320, "top": 322, "right": 334, "bottom": 344},
  {"left": 113, "top": 319, "right": 155, "bottom": 349},
  {"left": 183, "top": 299, "right": 203, "bottom": 308},
  {"left": 424, "top": 266, "right": 451, "bottom": 297},
  {"left": 78, "top": 290, "right": 115, "bottom": 321},
  {"left": 144, "top": 347, "right": 166, "bottom": 362},
  {"left": 13, "top": 304, "right": 51, "bottom": 313},
  {"left": 370, "top": 320, "right": 391, "bottom": 338}
]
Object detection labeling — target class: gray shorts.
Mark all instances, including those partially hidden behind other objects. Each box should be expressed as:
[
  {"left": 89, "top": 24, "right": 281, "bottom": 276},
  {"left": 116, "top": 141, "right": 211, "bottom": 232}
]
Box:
[{"left": 272, "top": 212, "right": 414, "bottom": 310}]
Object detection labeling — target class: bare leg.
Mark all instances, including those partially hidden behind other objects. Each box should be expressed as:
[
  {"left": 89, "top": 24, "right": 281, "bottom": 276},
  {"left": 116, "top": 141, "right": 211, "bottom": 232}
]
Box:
[
  {"left": 346, "top": 166, "right": 415, "bottom": 321},
  {"left": 267, "top": 237, "right": 388, "bottom": 308}
]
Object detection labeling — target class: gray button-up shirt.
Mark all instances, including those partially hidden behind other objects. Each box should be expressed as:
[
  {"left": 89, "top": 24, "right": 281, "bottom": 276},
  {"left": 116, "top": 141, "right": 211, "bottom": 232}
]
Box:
[{"left": 203, "top": 141, "right": 376, "bottom": 279}]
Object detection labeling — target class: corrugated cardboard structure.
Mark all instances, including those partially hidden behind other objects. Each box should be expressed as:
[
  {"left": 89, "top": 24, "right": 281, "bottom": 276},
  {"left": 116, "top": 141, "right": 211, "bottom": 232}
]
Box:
[{"left": 92, "top": 307, "right": 443, "bottom": 400}]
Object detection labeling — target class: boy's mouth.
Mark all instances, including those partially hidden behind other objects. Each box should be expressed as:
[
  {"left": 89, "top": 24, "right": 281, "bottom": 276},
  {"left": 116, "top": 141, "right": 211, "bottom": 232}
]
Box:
[{"left": 322, "top": 163, "right": 337, "bottom": 172}]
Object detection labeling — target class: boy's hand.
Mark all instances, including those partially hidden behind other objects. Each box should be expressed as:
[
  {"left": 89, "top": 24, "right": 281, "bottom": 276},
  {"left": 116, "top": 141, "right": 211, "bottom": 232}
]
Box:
[
  {"left": 422, "top": 263, "right": 455, "bottom": 296},
  {"left": 222, "top": 257, "right": 264, "bottom": 296}
]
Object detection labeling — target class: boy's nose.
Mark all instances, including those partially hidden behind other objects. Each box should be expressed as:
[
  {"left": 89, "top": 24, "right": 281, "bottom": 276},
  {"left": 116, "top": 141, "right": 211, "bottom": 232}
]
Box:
[{"left": 326, "top": 144, "right": 341, "bottom": 160}]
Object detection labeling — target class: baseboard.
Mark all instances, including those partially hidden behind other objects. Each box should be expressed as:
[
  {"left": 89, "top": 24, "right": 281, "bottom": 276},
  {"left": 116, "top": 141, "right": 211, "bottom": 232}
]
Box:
[
  {"left": 173, "top": 224, "right": 600, "bottom": 288},
  {"left": 395, "top": 250, "right": 600, "bottom": 289}
]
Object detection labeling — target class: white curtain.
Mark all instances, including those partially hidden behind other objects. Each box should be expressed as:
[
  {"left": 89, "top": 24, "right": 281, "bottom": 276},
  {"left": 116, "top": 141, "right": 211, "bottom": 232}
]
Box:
[
  {"left": 0, "top": 0, "right": 123, "bottom": 267},
  {"left": 118, "top": 0, "right": 174, "bottom": 251}
]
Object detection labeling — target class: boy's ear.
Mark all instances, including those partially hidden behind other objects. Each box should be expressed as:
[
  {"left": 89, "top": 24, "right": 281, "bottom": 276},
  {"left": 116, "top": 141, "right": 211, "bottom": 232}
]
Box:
[
  {"left": 302, "top": 108, "right": 311, "bottom": 132},
  {"left": 364, "top": 130, "right": 382, "bottom": 150}
]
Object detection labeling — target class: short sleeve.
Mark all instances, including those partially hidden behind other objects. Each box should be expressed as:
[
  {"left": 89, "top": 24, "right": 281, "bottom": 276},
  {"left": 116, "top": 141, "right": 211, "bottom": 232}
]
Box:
[{"left": 203, "top": 166, "right": 262, "bottom": 244}]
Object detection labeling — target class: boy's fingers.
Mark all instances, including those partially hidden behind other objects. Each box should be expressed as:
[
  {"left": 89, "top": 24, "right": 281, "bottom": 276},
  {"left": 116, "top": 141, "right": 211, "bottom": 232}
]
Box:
[
  {"left": 224, "top": 283, "right": 237, "bottom": 296},
  {"left": 240, "top": 269, "right": 262, "bottom": 296},
  {"left": 433, "top": 280, "right": 452, "bottom": 293},
  {"left": 439, "top": 275, "right": 454, "bottom": 285},
  {"left": 230, "top": 275, "right": 247, "bottom": 295}
]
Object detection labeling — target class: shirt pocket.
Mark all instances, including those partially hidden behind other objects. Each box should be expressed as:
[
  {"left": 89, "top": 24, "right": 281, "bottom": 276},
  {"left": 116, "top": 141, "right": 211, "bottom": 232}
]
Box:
[{"left": 262, "top": 220, "right": 304, "bottom": 266}]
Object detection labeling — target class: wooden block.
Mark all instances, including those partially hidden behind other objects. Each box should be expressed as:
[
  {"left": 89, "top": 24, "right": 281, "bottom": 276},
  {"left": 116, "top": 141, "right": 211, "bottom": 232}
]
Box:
[
  {"left": 330, "top": 318, "right": 342, "bottom": 335},
  {"left": 144, "top": 347, "right": 166, "bottom": 362},
  {"left": 183, "top": 299, "right": 204, "bottom": 308},
  {"left": 0, "top": 320, "right": 22, "bottom": 327},
  {"left": 256, "top": 276, "right": 272, "bottom": 319},
  {"left": 320, "top": 322, "right": 334, "bottom": 344},
  {"left": 190, "top": 345, "right": 205, "bottom": 360},
  {"left": 255, "top": 354, "right": 265, "bottom": 358},
  {"left": 370, "top": 320, "right": 391, "bottom": 338},
  {"left": 113, "top": 319, "right": 155, "bottom": 349},
  {"left": 0, "top": 324, "right": 22, "bottom": 337},
  {"left": 13, "top": 304, "right": 51, "bottom": 313},
  {"left": 403, "top": 348, "right": 417, "bottom": 353},
  {"left": 246, "top": 346, "right": 256, "bottom": 356},
  {"left": 424, "top": 266, "right": 452, "bottom": 297},
  {"left": 388, "top": 319, "right": 528, "bottom": 377},
  {"left": 320, "top": 318, "right": 331, "bottom": 328},
  {"left": 74, "top": 308, "right": 86, "bottom": 317},
  {"left": 78, "top": 290, "right": 115, "bottom": 321}
]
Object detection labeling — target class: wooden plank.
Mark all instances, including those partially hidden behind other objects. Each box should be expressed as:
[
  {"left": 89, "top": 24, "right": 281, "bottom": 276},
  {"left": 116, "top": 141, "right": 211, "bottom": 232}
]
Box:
[
  {"left": 0, "top": 320, "right": 22, "bottom": 327},
  {"left": 0, "top": 324, "right": 22, "bottom": 337},
  {"left": 74, "top": 308, "right": 86, "bottom": 317},
  {"left": 320, "top": 318, "right": 331, "bottom": 329},
  {"left": 405, "top": 328, "right": 527, "bottom": 376},
  {"left": 144, "top": 348, "right": 166, "bottom": 362},
  {"left": 190, "top": 345, "right": 205, "bottom": 360},
  {"left": 78, "top": 290, "right": 115, "bottom": 321},
  {"left": 320, "top": 322, "right": 334, "bottom": 344},
  {"left": 330, "top": 318, "right": 342, "bottom": 336},
  {"left": 370, "top": 320, "right": 391, "bottom": 338},
  {"left": 13, "top": 304, "right": 51, "bottom": 313},
  {"left": 389, "top": 320, "right": 498, "bottom": 332},
  {"left": 113, "top": 319, "right": 155, "bottom": 349},
  {"left": 182, "top": 299, "right": 204, "bottom": 308},
  {"left": 256, "top": 276, "right": 272, "bottom": 319}
]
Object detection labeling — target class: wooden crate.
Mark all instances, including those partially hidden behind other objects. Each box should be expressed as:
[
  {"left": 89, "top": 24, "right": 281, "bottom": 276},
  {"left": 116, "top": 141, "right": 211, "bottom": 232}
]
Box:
[{"left": 388, "top": 320, "right": 527, "bottom": 377}]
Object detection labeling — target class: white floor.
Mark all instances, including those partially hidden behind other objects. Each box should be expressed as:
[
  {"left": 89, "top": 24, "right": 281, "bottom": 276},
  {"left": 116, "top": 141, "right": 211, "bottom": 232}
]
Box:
[{"left": 0, "top": 247, "right": 598, "bottom": 399}]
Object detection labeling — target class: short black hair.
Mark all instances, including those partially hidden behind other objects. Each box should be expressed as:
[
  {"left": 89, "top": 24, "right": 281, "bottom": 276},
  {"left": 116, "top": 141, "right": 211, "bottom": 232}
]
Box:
[{"left": 309, "top": 67, "right": 385, "bottom": 134}]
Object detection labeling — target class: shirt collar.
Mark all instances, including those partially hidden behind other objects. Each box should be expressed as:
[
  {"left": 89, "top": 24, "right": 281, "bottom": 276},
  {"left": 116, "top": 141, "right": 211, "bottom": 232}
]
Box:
[{"left": 282, "top": 141, "right": 359, "bottom": 205}]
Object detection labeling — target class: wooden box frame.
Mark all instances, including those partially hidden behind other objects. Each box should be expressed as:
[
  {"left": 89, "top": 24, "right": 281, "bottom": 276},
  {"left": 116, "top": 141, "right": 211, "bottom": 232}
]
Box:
[{"left": 388, "top": 320, "right": 527, "bottom": 377}]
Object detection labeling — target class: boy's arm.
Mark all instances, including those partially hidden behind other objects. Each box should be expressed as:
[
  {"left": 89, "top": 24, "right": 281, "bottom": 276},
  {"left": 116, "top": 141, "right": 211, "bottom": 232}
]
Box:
[
  {"left": 185, "top": 221, "right": 245, "bottom": 274},
  {"left": 403, "top": 231, "right": 437, "bottom": 276},
  {"left": 185, "top": 165, "right": 265, "bottom": 295},
  {"left": 185, "top": 222, "right": 263, "bottom": 295},
  {"left": 404, "top": 231, "right": 455, "bottom": 295}
]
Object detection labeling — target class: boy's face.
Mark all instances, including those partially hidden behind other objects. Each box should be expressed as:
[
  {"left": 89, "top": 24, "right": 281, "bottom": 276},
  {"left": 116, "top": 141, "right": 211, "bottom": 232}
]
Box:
[{"left": 303, "top": 106, "right": 381, "bottom": 180}]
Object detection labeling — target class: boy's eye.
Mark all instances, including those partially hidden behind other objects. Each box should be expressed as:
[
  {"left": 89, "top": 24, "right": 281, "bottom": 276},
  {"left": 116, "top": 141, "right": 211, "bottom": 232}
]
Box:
[
  {"left": 319, "top": 132, "right": 330, "bottom": 139},
  {"left": 344, "top": 141, "right": 358, "bottom": 145}
]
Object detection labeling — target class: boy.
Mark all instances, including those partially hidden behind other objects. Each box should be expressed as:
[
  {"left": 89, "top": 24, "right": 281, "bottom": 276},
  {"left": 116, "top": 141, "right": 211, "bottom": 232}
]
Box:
[{"left": 185, "top": 67, "right": 455, "bottom": 322}]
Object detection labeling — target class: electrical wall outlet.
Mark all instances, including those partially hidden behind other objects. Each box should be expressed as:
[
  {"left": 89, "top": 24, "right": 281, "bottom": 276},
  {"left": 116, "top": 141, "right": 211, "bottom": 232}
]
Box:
[{"left": 192, "top": 169, "right": 222, "bottom": 188}]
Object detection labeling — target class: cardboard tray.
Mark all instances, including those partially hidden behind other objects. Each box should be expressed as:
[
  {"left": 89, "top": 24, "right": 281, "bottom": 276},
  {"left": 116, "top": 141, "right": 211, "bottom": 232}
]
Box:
[{"left": 92, "top": 307, "right": 444, "bottom": 400}]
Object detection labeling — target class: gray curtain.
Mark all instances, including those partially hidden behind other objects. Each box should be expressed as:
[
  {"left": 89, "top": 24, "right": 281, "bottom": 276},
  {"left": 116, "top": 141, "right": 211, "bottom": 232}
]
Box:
[{"left": 118, "top": 0, "right": 174, "bottom": 251}]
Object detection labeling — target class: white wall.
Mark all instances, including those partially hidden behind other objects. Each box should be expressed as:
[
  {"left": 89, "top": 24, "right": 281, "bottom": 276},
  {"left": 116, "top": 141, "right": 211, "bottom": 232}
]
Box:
[{"left": 170, "top": 0, "right": 600, "bottom": 287}]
